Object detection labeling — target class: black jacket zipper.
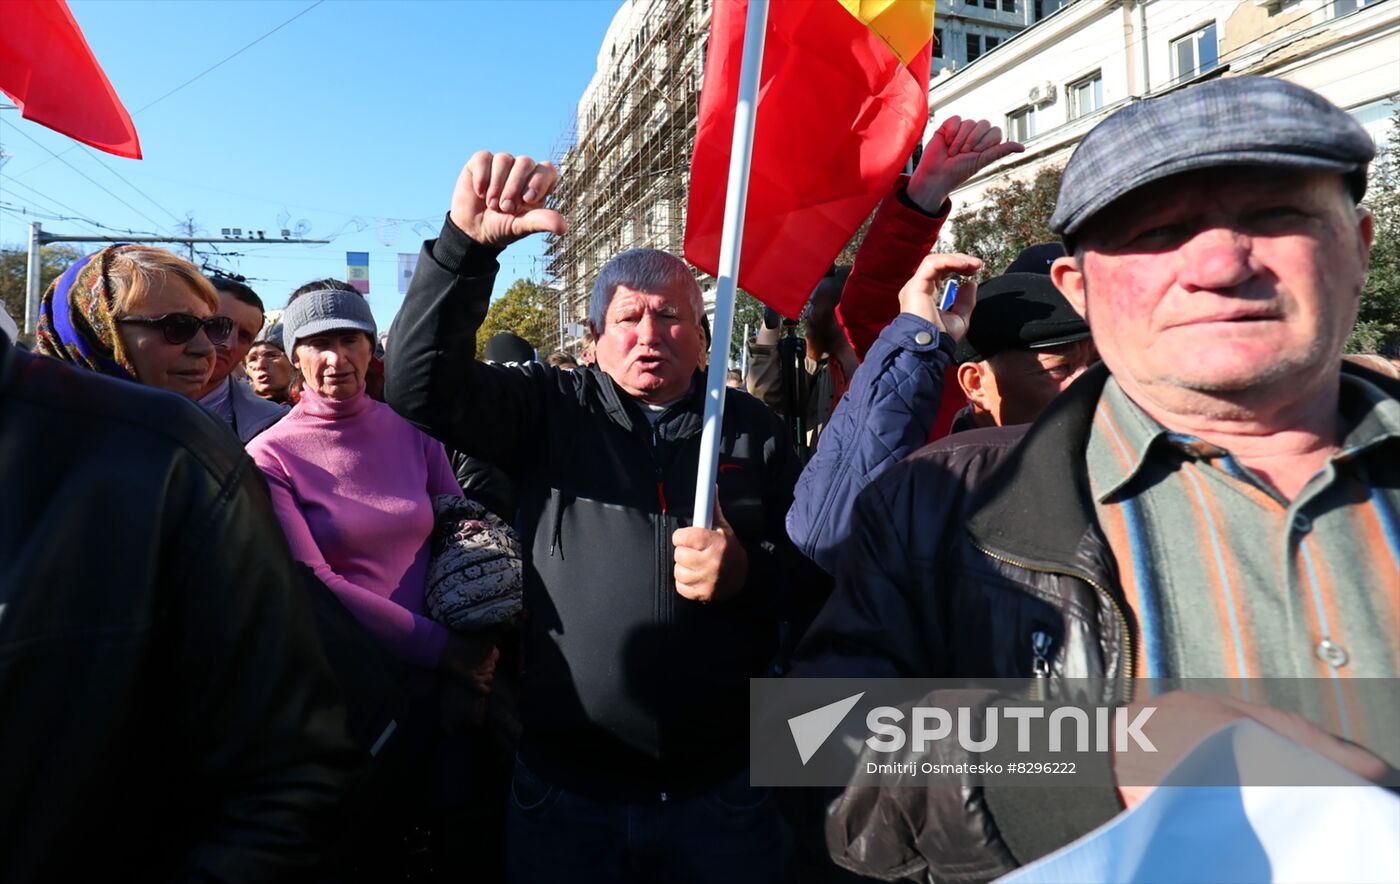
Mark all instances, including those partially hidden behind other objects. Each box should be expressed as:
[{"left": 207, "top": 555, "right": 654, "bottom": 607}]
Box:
[
  {"left": 652, "top": 426, "right": 672, "bottom": 627},
  {"left": 970, "top": 540, "right": 1135, "bottom": 704},
  {"left": 1029, "top": 630, "right": 1053, "bottom": 701}
]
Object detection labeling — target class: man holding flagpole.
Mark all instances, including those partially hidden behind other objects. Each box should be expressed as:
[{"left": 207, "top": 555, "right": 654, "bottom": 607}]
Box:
[{"left": 385, "top": 151, "right": 808, "bottom": 883}]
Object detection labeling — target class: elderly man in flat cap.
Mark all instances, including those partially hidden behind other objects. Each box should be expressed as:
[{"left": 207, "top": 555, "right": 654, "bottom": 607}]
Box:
[{"left": 793, "top": 77, "right": 1399, "bottom": 881}]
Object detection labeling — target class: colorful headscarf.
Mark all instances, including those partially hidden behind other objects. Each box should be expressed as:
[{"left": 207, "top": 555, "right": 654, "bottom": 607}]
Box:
[{"left": 34, "top": 245, "right": 138, "bottom": 379}]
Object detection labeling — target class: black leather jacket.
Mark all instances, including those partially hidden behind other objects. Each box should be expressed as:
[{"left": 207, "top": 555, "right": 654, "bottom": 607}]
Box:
[
  {"left": 794, "top": 361, "right": 1400, "bottom": 883},
  {"left": 0, "top": 338, "right": 360, "bottom": 882}
]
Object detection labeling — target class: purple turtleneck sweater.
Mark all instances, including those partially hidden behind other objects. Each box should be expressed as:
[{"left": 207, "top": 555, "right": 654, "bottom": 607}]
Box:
[{"left": 248, "top": 383, "right": 462, "bottom": 669}]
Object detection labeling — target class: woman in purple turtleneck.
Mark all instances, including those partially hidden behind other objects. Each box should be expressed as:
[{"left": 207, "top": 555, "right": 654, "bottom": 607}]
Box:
[{"left": 248, "top": 281, "right": 494, "bottom": 688}]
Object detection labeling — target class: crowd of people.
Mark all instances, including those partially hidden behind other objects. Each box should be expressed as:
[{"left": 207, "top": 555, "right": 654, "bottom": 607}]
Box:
[{"left": 2, "top": 75, "right": 1398, "bottom": 883}]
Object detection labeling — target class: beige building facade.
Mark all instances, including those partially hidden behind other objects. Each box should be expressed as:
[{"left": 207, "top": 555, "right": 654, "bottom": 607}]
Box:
[{"left": 925, "top": 0, "right": 1399, "bottom": 242}]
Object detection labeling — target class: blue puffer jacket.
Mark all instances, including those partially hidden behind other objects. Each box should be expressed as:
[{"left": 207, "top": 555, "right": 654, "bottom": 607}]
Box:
[{"left": 786, "top": 313, "right": 954, "bottom": 573}]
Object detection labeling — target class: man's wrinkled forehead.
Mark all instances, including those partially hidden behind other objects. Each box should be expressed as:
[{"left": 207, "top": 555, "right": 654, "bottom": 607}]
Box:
[{"left": 606, "top": 285, "right": 695, "bottom": 320}]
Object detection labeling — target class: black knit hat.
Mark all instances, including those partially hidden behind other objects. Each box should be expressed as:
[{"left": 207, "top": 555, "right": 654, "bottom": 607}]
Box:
[{"left": 483, "top": 332, "right": 536, "bottom": 365}]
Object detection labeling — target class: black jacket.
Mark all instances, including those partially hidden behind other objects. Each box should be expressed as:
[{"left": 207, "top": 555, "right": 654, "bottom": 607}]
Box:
[
  {"left": 449, "top": 449, "right": 518, "bottom": 523},
  {"left": 386, "top": 222, "right": 804, "bottom": 800},
  {"left": 794, "top": 361, "right": 1400, "bottom": 883},
  {"left": 0, "top": 338, "right": 360, "bottom": 881}
]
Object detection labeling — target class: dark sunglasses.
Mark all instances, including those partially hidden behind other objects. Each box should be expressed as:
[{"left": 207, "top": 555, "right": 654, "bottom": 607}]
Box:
[{"left": 116, "top": 313, "right": 235, "bottom": 346}]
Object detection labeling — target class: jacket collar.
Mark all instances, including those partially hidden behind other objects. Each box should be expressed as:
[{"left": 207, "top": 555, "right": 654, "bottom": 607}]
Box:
[
  {"left": 588, "top": 365, "right": 706, "bottom": 441},
  {"left": 966, "top": 360, "right": 1400, "bottom": 578},
  {"left": 965, "top": 362, "right": 1110, "bottom": 578}
]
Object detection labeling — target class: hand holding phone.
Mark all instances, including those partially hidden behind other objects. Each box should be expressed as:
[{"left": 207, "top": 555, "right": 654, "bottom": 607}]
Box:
[
  {"left": 939, "top": 279, "right": 960, "bottom": 312},
  {"left": 897, "top": 252, "right": 982, "bottom": 342}
]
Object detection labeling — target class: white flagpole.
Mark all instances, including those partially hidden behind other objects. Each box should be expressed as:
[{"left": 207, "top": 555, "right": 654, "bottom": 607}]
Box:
[{"left": 693, "top": 0, "right": 770, "bottom": 530}]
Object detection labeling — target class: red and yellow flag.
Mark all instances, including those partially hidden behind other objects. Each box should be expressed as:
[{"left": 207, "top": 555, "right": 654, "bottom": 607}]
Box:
[{"left": 685, "top": 0, "right": 934, "bottom": 318}]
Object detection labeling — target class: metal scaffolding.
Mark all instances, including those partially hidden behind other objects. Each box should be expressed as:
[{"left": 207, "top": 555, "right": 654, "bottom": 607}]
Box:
[{"left": 545, "top": 0, "right": 711, "bottom": 346}]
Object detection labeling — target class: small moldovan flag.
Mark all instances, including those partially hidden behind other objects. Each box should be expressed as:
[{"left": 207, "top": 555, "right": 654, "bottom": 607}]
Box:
[{"left": 346, "top": 252, "right": 370, "bottom": 294}]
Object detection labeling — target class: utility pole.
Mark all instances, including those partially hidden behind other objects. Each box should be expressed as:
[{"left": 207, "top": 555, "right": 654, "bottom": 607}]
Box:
[
  {"left": 25, "top": 222, "right": 41, "bottom": 338},
  {"left": 22, "top": 223, "right": 330, "bottom": 337},
  {"left": 181, "top": 215, "right": 197, "bottom": 262}
]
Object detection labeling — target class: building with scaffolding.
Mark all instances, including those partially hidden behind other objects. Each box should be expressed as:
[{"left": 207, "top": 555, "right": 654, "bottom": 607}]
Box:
[
  {"left": 544, "top": 0, "right": 1046, "bottom": 347},
  {"left": 545, "top": 0, "right": 712, "bottom": 345}
]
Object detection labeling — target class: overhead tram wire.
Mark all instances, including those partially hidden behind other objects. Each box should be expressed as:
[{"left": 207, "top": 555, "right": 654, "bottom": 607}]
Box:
[
  {"left": 0, "top": 119, "right": 168, "bottom": 230},
  {"left": 76, "top": 145, "right": 183, "bottom": 225},
  {"left": 130, "top": 0, "right": 325, "bottom": 115},
  {"left": 0, "top": 204, "right": 99, "bottom": 240},
  {"left": 0, "top": 200, "right": 164, "bottom": 238},
  {"left": 46, "top": 165, "right": 445, "bottom": 224},
  {"left": 0, "top": 186, "right": 67, "bottom": 220},
  {"left": 2, "top": 177, "right": 99, "bottom": 220}
]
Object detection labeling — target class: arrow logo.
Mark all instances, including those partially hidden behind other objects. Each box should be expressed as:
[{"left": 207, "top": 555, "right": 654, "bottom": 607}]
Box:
[{"left": 788, "top": 692, "right": 864, "bottom": 765}]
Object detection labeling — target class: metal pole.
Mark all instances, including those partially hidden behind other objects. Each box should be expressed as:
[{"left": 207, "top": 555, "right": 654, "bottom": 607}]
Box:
[
  {"left": 25, "top": 221, "right": 42, "bottom": 336},
  {"left": 692, "top": 0, "right": 770, "bottom": 529}
]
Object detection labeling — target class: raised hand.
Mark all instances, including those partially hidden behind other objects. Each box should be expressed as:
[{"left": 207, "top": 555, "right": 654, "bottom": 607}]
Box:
[
  {"left": 449, "top": 150, "right": 567, "bottom": 248},
  {"left": 908, "top": 116, "right": 1025, "bottom": 213},
  {"left": 897, "top": 251, "right": 981, "bottom": 341}
]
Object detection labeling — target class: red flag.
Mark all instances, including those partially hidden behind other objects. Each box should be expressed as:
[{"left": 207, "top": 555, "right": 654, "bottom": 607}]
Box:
[
  {"left": 685, "top": 0, "right": 933, "bottom": 318},
  {"left": 0, "top": 0, "right": 142, "bottom": 159}
]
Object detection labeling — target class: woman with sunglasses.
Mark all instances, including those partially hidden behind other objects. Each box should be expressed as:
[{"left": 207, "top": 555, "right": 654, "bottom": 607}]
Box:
[{"left": 36, "top": 245, "right": 230, "bottom": 399}]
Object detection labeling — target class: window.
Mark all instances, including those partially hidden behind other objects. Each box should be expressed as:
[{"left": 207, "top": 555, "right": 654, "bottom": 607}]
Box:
[
  {"left": 1007, "top": 106, "right": 1036, "bottom": 142},
  {"left": 982, "top": 0, "right": 997, "bottom": 8},
  {"left": 1068, "top": 72, "right": 1103, "bottom": 119},
  {"left": 1171, "top": 23, "right": 1218, "bottom": 82},
  {"left": 1348, "top": 98, "right": 1396, "bottom": 157},
  {"left": 933, "top": 27, "right": 943, "bottom": 59},
  {"left": 985, "top": 35, "right": 1000, "bottom": 52},
  {"left": 1334, "top": 0, "right": 1380, "bottom": 15},
  {"left": 966, "top": 33, "right": 982, "bottom": 63},
  {"left": 1001, "top": 0, "right": 1016, "bottom": 11}
]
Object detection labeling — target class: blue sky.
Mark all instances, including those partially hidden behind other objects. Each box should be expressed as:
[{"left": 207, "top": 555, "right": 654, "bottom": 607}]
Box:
[{"left": 0, "top": 0, "right": 620, "bottom": 327}]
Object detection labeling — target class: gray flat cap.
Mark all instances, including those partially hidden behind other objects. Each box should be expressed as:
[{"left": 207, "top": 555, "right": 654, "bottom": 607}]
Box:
[
  {"left": 281, "top": 288, "right": 377, "bottom": 352},
  {"left": 1051, "top": 77, "right": 1375, "bottom": 240}
]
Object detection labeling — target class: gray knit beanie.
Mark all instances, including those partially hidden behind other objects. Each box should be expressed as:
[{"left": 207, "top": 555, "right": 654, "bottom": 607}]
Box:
[
  {"left": 281, "top": 289, "right": 376, "bottom": 352},
  {"left": 253, "top": 320, "right": 286, "bottom": 353}
]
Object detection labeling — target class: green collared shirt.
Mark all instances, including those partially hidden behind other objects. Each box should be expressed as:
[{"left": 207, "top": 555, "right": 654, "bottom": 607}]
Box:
[{"left": 1086, "top": 374, "right": 1400, "bottom": 688}]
